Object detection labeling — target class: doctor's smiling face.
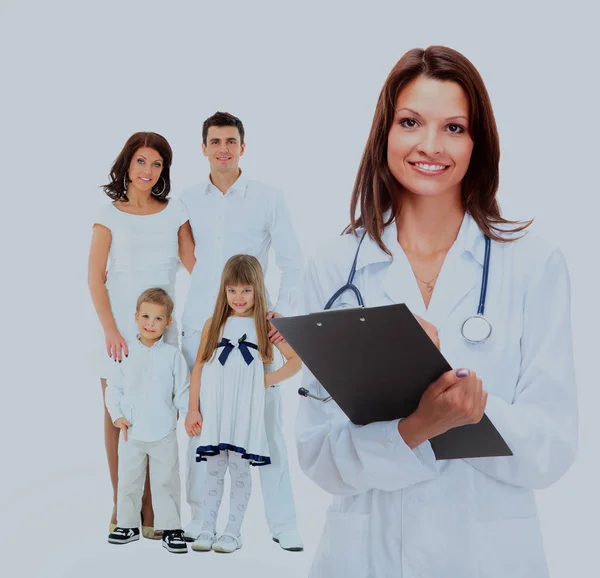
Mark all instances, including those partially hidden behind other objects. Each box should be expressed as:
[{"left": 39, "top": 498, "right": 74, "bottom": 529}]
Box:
[{"left": 387, "top": 76, "right": 474, "bottom": 200}]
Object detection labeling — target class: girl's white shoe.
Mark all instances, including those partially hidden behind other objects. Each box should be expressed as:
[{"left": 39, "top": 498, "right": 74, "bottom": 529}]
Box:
[
  {"left": 191, "top": 532, "right": 216, "bottom": 552},
  {"left": 212, "top": 532, "right": 243, "bottom": 553}
]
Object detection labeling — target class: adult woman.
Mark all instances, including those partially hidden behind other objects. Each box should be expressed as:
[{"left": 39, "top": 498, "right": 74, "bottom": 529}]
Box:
[
  {"left": 88, "top": 132, "right": 195, "bottom": 536},
  {"left": 296, "top": 46, "right": 577, "bottom": 578}
]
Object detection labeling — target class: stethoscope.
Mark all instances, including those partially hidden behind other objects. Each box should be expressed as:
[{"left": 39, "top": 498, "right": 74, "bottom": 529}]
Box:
[{"left": 298, "top": 230, "right": 493, "bottom": 403}]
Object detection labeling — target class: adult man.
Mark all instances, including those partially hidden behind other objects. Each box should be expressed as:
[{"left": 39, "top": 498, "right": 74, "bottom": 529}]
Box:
[{"left": 180, "top": 111, "right": 304, "bottom": 551}]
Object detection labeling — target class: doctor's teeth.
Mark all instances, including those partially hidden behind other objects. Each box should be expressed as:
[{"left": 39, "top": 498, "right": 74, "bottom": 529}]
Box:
[{"left": 416, "top": 163, "right": 446, "bottom": 171}]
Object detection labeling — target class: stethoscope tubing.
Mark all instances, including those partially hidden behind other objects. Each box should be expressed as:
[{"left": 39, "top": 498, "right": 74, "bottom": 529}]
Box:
[{"left": 299, "top": 230, "right": 493, "bottom": 402}]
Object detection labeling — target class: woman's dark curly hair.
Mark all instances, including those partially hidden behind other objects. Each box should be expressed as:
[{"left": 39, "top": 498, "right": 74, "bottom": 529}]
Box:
[{"left": 102, "top": 132, "right": 173, "bottom": 202}]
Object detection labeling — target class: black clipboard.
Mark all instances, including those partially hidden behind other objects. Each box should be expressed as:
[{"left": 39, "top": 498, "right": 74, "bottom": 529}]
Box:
[{"left": 272, "top": 304, "right": 512, "bottom": 460}]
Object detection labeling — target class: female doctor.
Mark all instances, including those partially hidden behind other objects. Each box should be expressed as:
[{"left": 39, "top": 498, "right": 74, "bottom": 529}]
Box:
[{"left": 296, "top": 46, "right": 577, "bottom": 578}]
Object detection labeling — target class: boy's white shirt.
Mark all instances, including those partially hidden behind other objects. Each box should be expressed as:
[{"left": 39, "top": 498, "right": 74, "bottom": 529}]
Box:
[{"left": 105, "top": 335, "right": 190, "bottom": 442}]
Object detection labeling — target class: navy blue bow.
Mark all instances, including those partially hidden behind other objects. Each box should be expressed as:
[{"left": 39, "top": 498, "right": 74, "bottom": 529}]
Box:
[{"left": 217, "top": 334, "right": 258, "bottom": 366}]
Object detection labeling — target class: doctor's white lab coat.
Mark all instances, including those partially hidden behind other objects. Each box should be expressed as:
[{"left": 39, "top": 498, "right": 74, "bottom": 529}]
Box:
[{"left": 296, "top": 213, "right": 577, "bottom": 578}]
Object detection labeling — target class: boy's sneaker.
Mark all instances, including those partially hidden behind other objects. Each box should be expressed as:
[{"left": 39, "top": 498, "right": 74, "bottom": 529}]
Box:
[
  {"left": 108, "top": 527, "right": 140, "bottom": 545},
  {"left": 162, "top": 529, "right": 188, "bottom": 554}
]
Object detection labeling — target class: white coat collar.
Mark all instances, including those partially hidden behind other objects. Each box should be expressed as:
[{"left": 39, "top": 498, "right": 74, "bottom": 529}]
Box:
[
  {"left": 355, "top": 211, "right": 485, "bottom": 270},
  {"left": 354, "top": 211, "right": 486, "bottom": 326}
]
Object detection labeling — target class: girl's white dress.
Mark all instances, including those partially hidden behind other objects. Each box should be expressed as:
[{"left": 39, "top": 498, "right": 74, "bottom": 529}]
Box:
[
  {"left": 197, "top": 315, "right": 271, "bottom": 466},
  {"left": 93, "top": 199, "right": 189, "bottom": 378}
]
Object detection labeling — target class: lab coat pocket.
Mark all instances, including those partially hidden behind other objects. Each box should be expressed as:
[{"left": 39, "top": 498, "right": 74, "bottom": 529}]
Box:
[
  {"left": 474, "top": 474, "right": 537, "bottom": 520},
  {"left": 477, "top": 517, "right": 548, "bottom": 577},
  {"left": 315, "top": 511, "right": 370, "bottom": 578}
]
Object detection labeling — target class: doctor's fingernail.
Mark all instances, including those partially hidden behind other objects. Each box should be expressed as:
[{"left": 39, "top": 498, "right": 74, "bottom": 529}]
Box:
[{"left": 456, "top": 368, "right": 469, "bottom": 378}]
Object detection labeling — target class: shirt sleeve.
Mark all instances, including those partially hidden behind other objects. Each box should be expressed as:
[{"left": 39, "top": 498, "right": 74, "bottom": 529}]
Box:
[
  {"left": 172, "top": 349, "right": 190, "bottom": 418},
  {"left": 174, "top": 198, "right": 190, "bottom": 227},
  {"left": 464, "top": 248, "right": 578, "bottom": 489},
  {"left": 93, "top": 203, "right": 114, "bottom": 231},
  {"left": 269, "top": 191, "right": 304, "bottom": 317},
  {"left": 104, "top": 363, "right": 125, "bottom": 424},
  {"left": 294, "top": 256, "right": 440, "bottom": 497}
]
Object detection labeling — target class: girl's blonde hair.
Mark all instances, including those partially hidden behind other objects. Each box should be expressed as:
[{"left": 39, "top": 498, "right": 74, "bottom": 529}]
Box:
[{"left": 200, "top": 254, "right": 273, "bottom": 365}]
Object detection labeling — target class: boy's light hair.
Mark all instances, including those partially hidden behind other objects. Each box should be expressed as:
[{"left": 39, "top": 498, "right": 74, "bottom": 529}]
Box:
[{"left": 136, "top": 287, "right": 174, "bottom": 318}]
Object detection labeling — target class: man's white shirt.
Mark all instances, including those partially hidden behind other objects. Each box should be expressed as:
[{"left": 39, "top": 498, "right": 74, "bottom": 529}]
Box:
[{"left": 180, "top": 173, "right": 304, "bottom": 329}]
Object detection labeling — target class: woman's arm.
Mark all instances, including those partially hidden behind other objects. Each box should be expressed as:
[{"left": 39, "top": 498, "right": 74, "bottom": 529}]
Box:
[
  {"left": 265, "top": 340, "right": 302, "bottom": 387},
  {"left": 463, "top": 247, "right": 578, "bottom": 489},
  {"left": 178, "top": 221, "right": 196, "bottom": 274},
  {"left": 88, "top": 224, "right": 117, "bottom": 333},
  {"left": 89, "top": 224, "right": 129, "bottom": 360}
]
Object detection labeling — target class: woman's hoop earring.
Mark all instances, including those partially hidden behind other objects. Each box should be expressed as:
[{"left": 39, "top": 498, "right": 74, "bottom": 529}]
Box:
[
  {"left": 122, "top": 172, "right": 129, "bottom": 197},
  {"left": 151, "top": 176, "right": 167, "bottom": 197}
]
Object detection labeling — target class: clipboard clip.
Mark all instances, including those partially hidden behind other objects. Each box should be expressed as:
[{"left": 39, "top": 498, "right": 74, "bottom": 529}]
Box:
[{"left": 298, "top": 387, "right": 332, "bottom": 403}]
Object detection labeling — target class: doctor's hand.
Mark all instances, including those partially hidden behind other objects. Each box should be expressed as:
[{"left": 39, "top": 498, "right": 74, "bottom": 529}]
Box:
[
  {"left": 399, "top": 369, "right": 487, "bottom": 448},
  {"left": 267, "top": 311, "right": 287, "bottom": 345},
  {"left": 414, "top": 315, "right": 440, "bottom": 350},
  {"left": 185, "top": 409, "right": 203, "bottom": 437},
  {"left": 114, "top": 418, "right": 131, "bottom": 441}
]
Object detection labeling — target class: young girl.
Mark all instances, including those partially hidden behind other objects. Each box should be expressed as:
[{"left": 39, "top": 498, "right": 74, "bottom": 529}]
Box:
[{"left": 184, "top": 254, "right": 301, "bottom": 554}]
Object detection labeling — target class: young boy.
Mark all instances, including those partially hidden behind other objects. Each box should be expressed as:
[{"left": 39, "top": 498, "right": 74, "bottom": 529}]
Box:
[{"left": 105, "top": 287, "right": 189, "bottom": 554}]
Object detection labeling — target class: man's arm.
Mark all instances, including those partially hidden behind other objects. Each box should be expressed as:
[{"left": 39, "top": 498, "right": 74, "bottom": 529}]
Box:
[{"left": 269, "top": 191, "right": 304, "bottom": 316}]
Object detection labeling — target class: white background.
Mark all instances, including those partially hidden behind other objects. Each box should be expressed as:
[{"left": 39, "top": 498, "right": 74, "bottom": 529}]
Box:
[{"left": 1, "top": 1, "right": 598, "bottom": 576}]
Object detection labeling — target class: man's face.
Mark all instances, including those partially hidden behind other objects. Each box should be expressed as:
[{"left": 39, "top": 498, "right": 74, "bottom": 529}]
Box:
[{"left": 202, "top": 125, "right": 245, "bottom": 173}]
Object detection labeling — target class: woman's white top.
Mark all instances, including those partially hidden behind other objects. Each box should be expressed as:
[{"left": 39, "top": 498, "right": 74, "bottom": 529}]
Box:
[
  {"left": 197, "top": 315, "right": 271, "bottom": 466},
  {"left": 93, "top": 199, "right": 189, "bottom": 377},
  {"left": 296, "top": 212, "right": 577, "bottom": 578}
]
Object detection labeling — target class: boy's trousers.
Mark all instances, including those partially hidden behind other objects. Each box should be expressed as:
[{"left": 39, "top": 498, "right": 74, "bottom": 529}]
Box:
[{"left": 117, "top": 429, "right": 181, "bottom": 530}]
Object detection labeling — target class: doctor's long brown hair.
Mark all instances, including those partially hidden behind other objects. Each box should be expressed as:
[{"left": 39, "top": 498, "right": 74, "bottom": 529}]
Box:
[
  {"left": 200, "top": 254, "right": 273, "bottom": 365},
  {"left": 345, "top": 45, "right": 531, "bottom": 253}
]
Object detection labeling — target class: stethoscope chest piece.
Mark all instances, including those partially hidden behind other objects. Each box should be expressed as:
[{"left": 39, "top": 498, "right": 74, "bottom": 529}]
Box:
[{"left": 461, "top": 314, "right": 492, "bottom": 344}]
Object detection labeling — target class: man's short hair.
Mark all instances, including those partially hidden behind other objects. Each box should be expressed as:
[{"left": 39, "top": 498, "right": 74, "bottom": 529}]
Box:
[{"left": 202, "top": 111, "right": 245, "bottom": 145}]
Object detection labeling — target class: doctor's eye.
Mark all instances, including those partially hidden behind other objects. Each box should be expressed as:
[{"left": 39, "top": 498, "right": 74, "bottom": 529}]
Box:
[
  {"left": 400, "top": 118, "right": 419, "bottom": 129},
  {"left": 136, "top": 158, "right": 145, "bottom": 164},
  {"left": 446, "top": 123, "right": 466, "bottom": 134}
]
